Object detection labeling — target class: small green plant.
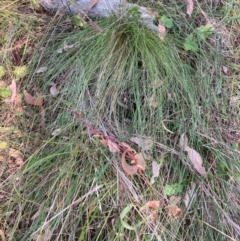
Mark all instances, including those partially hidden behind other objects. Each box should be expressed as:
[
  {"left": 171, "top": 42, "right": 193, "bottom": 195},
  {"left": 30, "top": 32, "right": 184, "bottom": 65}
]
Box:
[
  {"left": 0, "top": 85, "right": 11, "bottom": 98},
  {"left": 184, "top": 34, "right": 198, "bottom": 51},
  {"left": 0, "top": 66, "right": 6, "bottom": 78},
  {"left": 196, "top": 24, "right": 214, "bottom": 40},
  {"left": 164, "top": 183, "right": 183, "bottom": 196},
  {"left": 160, "top": 15, "right": 173, "bottom": 28}
]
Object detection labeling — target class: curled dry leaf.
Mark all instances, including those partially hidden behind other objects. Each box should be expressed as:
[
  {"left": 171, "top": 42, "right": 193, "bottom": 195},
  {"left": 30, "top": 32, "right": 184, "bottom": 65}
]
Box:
[
  {"left": 166, "top": 205, "right": 182, "bottom": 217},
  {"left": 121, "top": 150, "right": 138, "bottom": 175},
  {"left": 88, "top": 0, "right": 99, "bottom": 10},
  {"left": 24, "top": 91, "right": 43, "bottom": 106},
  {"left": 135, "top": 152, "right": 146, "bottom": 171},
  {"left": 186, "top": 0, "right": 194, "bottom": 16},
  {"left": 180, "top": 133, "right": 207, "bottom": 177},
  {"left": 121, "top": 142, "right": 137, "bottom": 154}
]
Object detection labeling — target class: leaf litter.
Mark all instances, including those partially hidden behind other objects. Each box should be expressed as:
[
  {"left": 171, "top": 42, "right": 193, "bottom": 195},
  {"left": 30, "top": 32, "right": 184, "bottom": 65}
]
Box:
[{"left": 180, "top": 133, "right": 207, "bottom": 176}]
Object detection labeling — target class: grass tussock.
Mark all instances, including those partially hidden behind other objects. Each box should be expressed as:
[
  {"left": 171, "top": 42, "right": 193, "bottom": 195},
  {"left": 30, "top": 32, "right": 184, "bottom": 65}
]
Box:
[{"left": 0, "top": 0, "right": 240, "bottom": 240}]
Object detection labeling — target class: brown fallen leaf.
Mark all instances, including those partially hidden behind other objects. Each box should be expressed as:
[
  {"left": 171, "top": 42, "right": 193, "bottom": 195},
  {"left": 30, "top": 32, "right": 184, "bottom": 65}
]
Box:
[
  {"left": 88, "top": 0, "right": 99, "bottom": 10},
  {"left": 158, "top": 23, "right": 166, "bottom": 34},
  {"left": 150, "top": 210, "right": 157, "bottom": 221},
  {"left": 186, "top": 0, "right": 194, "bottom": 16},
  {"left": 185, "top": 146, "right": 207, "bottom": 176},
  {"left": 146, "top": 200, "right": 161, "bottom": 209},
  {"left": 24, "top": 91, "right": 43, "bottom": 106},
  {"left": 9, "top": 148, "right": 24, "bottom": 165},
  {"left": 180, "top": 133, "right": 207, "bottom": 177},
  {"left": 121, "top": 142, "right": 137, "bottom": 154},
  {"left": 100, "top": 138, "right": 120, "bottom": 153},
  {"left": 166, "top": 205, "right": 182, "bottom": 217},
  {"left": 121, "top": 150, "right": 138, "bottom": 175}
]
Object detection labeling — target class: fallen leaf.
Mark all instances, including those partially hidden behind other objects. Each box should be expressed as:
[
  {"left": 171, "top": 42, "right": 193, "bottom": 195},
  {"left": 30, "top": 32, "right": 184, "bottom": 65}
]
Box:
[
  {"left": 0, "top": 229, "right": 6, "bottom": 241},
  {"left": 0, "top": 156, "right": 5, "bottom": 162},
  {"left": 15, "top": 157, "right": 23, "bottom": 165},
  {"left": 150, "top": 210, "right": 157, "bottom": 221},
  {"left": 9, "top": 148, "right": 23, "bottom": 159},
  {"left": 57, "top": 43, "right": 74, "bottom": 53},
  {"left": 88, "top": 0, "right": 99, "bottom": 10},
  {"left": 146, "top": 200, "right": 161, "bottom": 209},
  {"left": 184, "top": 182, "right": 196, "bottom": 208},
  {"left": 166, "top": 205, "right": 182, "bottom": 217},
  {"left": 50, "top": 83, "right": 59, "bottom": 96},
  {"left": 130, "top": 136, "right": 153, "bottom": 151},
  {"left": 186, "top": 0, "right": 194, "bottom": 16},
  {"left": 63, "top": 44, "right": 74, "bottom": 51},
  {"left": 51, "top": 128, "right": 61, "bottom": 136},
  {"left": 169, "top": 196, "right": 181, "bottom": 205},
  {"left": 180, "top": 133, "right": 207, "bottom": 176},
  {"left": 121, "top": 142, "right": 137, "bottom": 154},
  {"left": 107, "top": 140, "right": 120, "bottom": 153},
  {"left": 179, "top": 132, "right": 188, "bottom": 148},
  {"left": 230, "top": 96, "right": 240, "bottom": 107},
  {"left": 135, "top": 152, "right": 147, "bottom": 170},
  {"left": 158, "top": 23, "right": 166, "bottom": 34},
  {"left": 4, "top": 80, "right": 17, "bottom": 103},
  {"left": 100, "top": 138, "right": 120, "bottom": 153},
  {"left": 150, "top": 160, "right": 161, "bottom": 184},
  {"left": 147, "top": 95, "right": 159, "bottom": 108},
  {"left": 24, "top": 91, "right": 43, "bottom": 106},
  {"left": 31, "top": 225, "right": 52, "bottom": 241},
  {"left": 121, "top": 150, "right": 138, "bottom": 175},
  {"left": 185, "top": 146, "right": 207, "bottom": 176},
  {"left": 222, "top": 66, "right": 228, "bottom": 74},
  {"left": 36, "top": 66, "right": 48, "bottom": 73}
]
